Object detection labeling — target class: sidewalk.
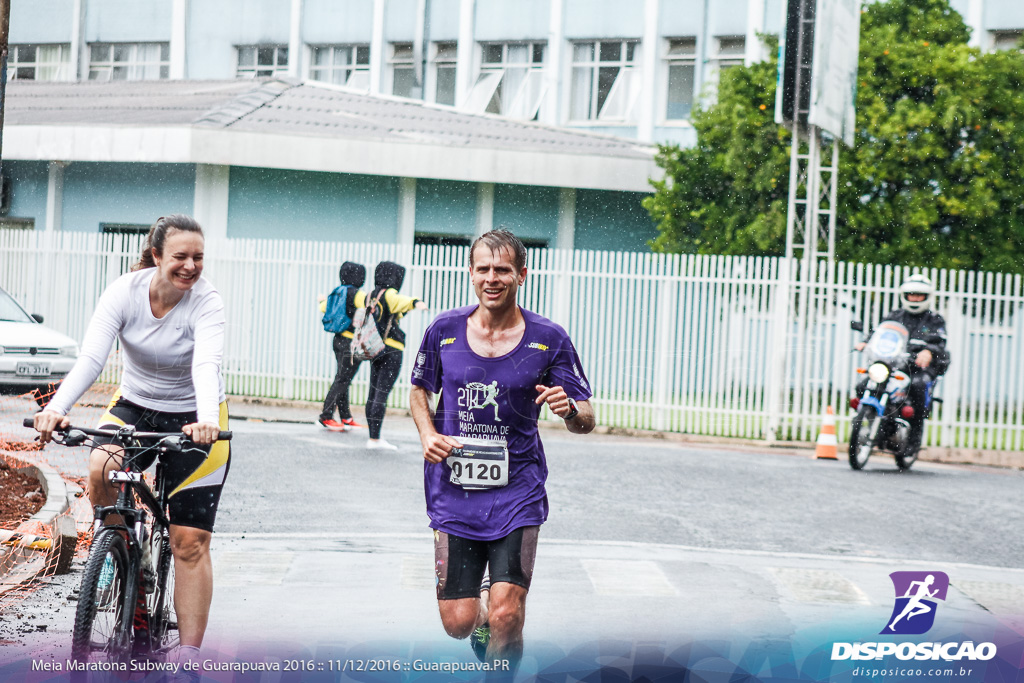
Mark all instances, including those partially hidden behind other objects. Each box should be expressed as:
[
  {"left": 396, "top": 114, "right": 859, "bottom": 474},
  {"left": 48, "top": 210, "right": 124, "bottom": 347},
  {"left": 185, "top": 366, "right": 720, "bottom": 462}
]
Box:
[{"left": 223, "top": 393, "right": 1024, "bottom": 469}]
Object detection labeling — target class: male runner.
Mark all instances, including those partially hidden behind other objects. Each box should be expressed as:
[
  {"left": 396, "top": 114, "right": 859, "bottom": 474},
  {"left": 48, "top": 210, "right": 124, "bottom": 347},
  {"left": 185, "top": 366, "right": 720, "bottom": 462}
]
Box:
[{"left": 410, "top": 229, "right": 595, "bottom": 677}]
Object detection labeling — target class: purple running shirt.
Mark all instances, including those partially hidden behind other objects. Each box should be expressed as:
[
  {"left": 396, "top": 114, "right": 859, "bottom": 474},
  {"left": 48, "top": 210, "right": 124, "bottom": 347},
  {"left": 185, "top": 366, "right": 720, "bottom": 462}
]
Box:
[{"left": 411, "top": 305, "right": 593, "bottom": 541}]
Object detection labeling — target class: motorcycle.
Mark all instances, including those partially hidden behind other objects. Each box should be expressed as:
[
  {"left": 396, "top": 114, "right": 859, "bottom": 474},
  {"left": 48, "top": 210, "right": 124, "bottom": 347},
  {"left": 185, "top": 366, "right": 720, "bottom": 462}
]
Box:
[{"left": 847, "top": 320, "right": 939, "bottom": 471}]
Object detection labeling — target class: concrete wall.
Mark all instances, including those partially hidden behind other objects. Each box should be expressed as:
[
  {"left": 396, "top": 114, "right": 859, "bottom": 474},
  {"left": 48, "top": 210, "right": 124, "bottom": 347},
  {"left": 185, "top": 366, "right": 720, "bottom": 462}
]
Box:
[
  {"left": 226, "top": 167, "right": 401, "bottom": 242},
  {"left": 3, "top": 161, "right": 655, "bottom": 251},
  {"left": 476, "top": 0, "right": 550, "bottom": 41},
  {"left": 564, "top": 0, "right": 643, "bottom": 38},
  {"left": 4, "top": 161, "right": 50, "bottom": 225},
  {"left": 186, "top": 0, "right": 292, "bottom": 79},
  {"left": 574, "top": 189, "right": 657, "bottom": 252},
  {"left": 85, "top": 0, "right": 172, "bottom": 42},
  {"left": 493, "top": 184, "right": 559, "bottom": 244},
  {"left": 304, "top": 0, "right": 376, "bottom": 45},
  {"left": 10, "top": 0, "right": 74, "bottom": 43},
  {"left": 986, "top": 1, "right": 1024, "bottom": 29},
  {"left": 415, "top": 179, "right": 476, "bottom": 237},
  {"left": 61, "top": 163, "right": 195, "bottom": 232}
]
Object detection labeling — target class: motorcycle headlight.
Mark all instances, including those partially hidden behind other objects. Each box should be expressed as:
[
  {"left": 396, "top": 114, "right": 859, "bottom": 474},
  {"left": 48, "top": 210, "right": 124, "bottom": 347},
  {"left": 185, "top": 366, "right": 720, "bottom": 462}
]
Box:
[
  {"left": 60, "top": 344, "right": 79, "bottom": 358},
  {"left": 867, "top": 362, "right": 890, "bottom": 384}
]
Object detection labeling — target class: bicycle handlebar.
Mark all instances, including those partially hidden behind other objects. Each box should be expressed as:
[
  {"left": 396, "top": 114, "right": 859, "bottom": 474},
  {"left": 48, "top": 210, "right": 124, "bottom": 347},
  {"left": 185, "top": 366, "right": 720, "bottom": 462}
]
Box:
[{"left": 23, "top": 418, "right": 232, "bottom": 442}]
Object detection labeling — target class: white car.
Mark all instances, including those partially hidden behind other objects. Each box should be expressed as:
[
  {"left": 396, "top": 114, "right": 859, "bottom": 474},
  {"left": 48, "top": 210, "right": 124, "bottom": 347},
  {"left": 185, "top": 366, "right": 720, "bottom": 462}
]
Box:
[{"left": 0, "top": 286, "right": 79, "bottom": 396}]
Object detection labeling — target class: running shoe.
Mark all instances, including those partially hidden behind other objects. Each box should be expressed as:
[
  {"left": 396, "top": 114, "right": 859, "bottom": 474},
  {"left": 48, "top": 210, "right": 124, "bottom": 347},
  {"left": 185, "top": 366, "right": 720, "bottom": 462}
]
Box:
[
  {"left": 471, "top": 577, "right": 491, "bottom": 662},
  {"left": 366, "top": 439, "right": 398, "bottom": 451},
  {"left": 339, "top": 418, "right": 365, "bottom": 428},
  {"left": 470, "top": 623, "right": 490, "bottom": 663},
  {"left": 318, "top": 418, "right": 350, "bottom": 432}
]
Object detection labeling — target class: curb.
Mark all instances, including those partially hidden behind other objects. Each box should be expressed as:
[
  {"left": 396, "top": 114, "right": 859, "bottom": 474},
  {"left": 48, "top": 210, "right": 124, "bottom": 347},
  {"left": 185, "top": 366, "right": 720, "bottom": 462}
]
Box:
[
  {"left": 0, "top": 458, "right": 77, "bottom": 599},
  {"left": 223, "top": 394, "right": 1024, "bottom": 468},
  {"left": 86, "top": 388, "right": 1024, "bottom": 470}
]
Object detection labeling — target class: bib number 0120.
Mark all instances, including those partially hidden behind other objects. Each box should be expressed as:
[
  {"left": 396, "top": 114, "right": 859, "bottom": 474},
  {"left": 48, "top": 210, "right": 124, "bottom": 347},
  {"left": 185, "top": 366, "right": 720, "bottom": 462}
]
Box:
[{"left": 447, "top": 437, "right": 508, "bottom": 490}]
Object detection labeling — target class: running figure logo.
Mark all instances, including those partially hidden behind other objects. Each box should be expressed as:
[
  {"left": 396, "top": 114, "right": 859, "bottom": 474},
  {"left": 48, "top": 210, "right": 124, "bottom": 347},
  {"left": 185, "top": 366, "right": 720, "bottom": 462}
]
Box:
[
  {"left": 881, "top": 571, "right": 949, "bottom": 635},
  {"left": 464, "top": 381, "right": 501, "bottom": 421}
]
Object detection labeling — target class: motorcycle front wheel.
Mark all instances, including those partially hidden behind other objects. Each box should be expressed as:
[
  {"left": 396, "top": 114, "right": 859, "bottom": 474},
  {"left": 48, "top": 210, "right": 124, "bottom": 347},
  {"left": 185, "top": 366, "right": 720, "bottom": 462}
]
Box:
[{"left": 849, "top": 405, "right": 878, "bottom": 471}]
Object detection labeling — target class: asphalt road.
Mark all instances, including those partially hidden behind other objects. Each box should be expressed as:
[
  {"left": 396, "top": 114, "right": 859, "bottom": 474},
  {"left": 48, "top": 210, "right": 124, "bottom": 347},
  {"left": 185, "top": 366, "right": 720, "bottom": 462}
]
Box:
[{"left": 3, "top": 412, "right": 1024, "bottom": 681}]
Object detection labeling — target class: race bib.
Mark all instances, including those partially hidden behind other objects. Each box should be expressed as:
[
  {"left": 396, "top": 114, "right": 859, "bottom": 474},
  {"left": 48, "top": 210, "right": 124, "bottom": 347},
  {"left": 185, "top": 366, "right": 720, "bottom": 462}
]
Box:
[{"left": 447, "top": 436, "right": 508, "bottom": 490}]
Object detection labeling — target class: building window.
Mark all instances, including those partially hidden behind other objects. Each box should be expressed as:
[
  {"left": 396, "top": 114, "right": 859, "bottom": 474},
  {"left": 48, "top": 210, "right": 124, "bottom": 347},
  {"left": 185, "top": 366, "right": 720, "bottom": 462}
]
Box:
[
  {"left": 991, "top": 30, "right": 1023, "bottom": 51},
  {"left": 9, "top": 44, "right": 70, "bottom": 81},
  {"left": 464, "top": 42, "right": 546, "bottom": 118},
  {"left": 88, "top": 43, "right": 169, "bottom": 81},
  {"left": 414, "top": 233, "right": 472, "bottom": 247},
  {"left": 0, "top": 218, "right": 35, "bottom": 230},
  {"left": 665, "top": 38, "right": 696, "bottom": 120},
  {"left": 432, "top": 42, "right": 458, "bottom": 105},
  {"left": 100, "top": 223, "right": 150, "bottom": 235},
  {"left": 391, "top": 43, "right": 415, "bottom": 97},
  {"left": 309, "top": 45, "right": 370, "bottom": 89},
  {"left": 236, "top": 45, "right": 289, "bottom": 78},
  {"left": 570, "top": 40, "right": 641, "bottom": 122},
  {"left": 712, "top": 36, "right": 745, "bottom": 77}
]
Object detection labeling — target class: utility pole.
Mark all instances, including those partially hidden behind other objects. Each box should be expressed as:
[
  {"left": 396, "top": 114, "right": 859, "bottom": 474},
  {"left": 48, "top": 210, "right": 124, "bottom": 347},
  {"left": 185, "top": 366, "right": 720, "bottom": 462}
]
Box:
[{"left": 0, "top": 0, "right": 10, "bottom": 176}]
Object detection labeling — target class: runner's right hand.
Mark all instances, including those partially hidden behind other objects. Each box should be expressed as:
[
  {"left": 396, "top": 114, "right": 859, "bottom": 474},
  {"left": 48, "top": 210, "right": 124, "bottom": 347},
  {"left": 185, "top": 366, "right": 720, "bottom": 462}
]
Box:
[
  {"left": 421, "top": 432, "right": 463, "bottom": 464},
  {"left": 33, "top": 410, "right": 70, "bottom": 445}
]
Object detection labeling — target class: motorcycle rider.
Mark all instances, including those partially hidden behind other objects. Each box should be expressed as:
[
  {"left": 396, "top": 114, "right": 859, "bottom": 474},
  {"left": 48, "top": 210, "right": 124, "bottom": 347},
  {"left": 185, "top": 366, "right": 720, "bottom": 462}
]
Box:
[{"left": 854, "top": 274, "right": 950, "bottom": 453}]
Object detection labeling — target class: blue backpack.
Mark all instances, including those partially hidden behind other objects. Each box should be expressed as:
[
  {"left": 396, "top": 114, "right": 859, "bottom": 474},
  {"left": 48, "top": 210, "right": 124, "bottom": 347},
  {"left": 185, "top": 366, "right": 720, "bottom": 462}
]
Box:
[{"left": 321, "top": 285, "right": 352, "bottom": 333}]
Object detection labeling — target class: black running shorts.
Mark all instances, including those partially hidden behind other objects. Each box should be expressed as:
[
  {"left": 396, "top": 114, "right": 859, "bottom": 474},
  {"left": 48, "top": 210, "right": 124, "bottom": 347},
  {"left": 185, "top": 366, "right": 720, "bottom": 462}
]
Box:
[
  {"left": 93, "top": 394, "right": 231, "bottom": 533},
  {"left": 433, "top": 526, "right": 539, "bottom": 600}
]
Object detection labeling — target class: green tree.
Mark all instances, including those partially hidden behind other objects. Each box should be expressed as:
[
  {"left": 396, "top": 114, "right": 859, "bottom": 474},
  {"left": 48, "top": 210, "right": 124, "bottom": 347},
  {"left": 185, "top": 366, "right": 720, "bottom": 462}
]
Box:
[{"left": 644, "top": 0, "right": 1024, "bottom": 273}]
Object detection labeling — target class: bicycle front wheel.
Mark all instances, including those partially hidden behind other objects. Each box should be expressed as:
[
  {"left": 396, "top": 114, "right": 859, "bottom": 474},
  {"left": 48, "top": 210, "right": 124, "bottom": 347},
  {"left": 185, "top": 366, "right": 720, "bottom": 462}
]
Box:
[
  {"left": 71, "top": 530, "right": 136, "bottom": 665},
  {"left": 147, "top": 525, "right": 178, "bottom": 654}
]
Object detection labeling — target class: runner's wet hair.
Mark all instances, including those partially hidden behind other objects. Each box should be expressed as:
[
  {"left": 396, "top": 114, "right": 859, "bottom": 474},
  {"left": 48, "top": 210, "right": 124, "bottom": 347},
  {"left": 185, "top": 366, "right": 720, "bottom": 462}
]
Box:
[
  {"left": 133, "top": 214, "right": 204, "bottom": 271},
  {"left": 470, "top": 228, "right": 527, "bottom": 272}
]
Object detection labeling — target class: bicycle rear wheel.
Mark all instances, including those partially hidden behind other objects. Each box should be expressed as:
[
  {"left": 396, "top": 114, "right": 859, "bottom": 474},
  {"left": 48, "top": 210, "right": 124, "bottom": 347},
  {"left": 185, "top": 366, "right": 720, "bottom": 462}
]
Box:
[
  {"left": 71, "top": 530, "right": 136, "bottom": 665},
  {"left": 146, "top": 524, "right": 178, "bottom": 654}
]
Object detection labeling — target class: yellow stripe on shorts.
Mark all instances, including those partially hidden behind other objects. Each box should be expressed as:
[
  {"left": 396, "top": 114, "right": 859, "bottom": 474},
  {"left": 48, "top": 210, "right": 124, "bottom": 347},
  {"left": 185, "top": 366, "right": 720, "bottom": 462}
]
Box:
[
  {"left": 169, "top": 401, "right": 230, "bottom": 498},
  {"left": 96, "top": 389, "right": 127, "bottom": 428}
]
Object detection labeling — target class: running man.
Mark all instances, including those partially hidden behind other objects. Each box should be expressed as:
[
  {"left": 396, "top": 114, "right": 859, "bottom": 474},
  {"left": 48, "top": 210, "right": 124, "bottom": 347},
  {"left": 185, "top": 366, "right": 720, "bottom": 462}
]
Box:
[
  {"left": 889, "top": 574, "right": 939, "bottom": 630},
  {"left": 410, "top": 229, "right": 595, "bottom": 677}
]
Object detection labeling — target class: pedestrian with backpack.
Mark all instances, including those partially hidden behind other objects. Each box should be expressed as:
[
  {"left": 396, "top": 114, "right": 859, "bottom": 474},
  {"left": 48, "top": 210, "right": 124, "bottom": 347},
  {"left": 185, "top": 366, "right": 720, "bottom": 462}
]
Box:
[
  {"left": 354, "top": 261, "right": 427, "bottom": 450},
  {"left": 317, "top": 261, "right": 367, "bottom": 431}
]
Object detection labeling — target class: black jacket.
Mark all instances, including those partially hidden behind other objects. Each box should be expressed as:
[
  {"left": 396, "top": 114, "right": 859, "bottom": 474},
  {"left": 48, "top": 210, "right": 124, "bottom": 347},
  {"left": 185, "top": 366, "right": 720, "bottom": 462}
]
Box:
[{"left": 868, "top": 309, "right": 950, "bottom": 375}]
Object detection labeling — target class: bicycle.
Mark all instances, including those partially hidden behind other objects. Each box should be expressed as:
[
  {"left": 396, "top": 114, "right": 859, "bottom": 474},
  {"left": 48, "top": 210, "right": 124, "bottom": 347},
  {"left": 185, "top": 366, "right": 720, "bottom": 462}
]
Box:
[{"left": 23, "top": 418, "right": 231, "bottom": 666}]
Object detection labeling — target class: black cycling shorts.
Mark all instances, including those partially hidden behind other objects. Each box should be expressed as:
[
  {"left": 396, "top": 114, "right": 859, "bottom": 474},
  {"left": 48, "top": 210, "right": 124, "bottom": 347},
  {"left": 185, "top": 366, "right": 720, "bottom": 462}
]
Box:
[
  {"left": 433, "top": 526, "right": 539, "bottom": 600},
  {"left": 93, "top": 394, "right": 231, "bottom": 533}
]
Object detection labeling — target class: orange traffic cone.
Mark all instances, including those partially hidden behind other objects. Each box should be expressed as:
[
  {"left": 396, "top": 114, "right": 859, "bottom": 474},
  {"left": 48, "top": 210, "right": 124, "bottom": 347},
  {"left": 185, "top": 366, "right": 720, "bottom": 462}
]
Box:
[{"left": 815, "top": 406, "right": 838, "bottom": 460}]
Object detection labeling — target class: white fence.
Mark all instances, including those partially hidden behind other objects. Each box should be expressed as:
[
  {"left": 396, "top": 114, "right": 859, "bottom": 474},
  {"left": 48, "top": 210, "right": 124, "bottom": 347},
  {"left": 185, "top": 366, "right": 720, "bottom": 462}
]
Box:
[{"left": 2, "top": 230, "right": 1022, "bottom": 450}]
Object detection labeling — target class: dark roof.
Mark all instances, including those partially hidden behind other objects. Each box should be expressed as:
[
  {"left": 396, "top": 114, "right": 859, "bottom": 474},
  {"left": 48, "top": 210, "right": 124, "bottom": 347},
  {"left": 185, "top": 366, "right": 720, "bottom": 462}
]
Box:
[{"left": 6, "top": 79, "right": 654, "bottom": 160}]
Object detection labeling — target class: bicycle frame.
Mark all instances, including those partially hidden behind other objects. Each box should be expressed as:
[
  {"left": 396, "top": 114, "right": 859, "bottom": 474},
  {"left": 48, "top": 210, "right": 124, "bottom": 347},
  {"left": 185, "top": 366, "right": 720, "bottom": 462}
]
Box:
[{"left": 23, "top": 419, "right": 231, "bottom": 661}]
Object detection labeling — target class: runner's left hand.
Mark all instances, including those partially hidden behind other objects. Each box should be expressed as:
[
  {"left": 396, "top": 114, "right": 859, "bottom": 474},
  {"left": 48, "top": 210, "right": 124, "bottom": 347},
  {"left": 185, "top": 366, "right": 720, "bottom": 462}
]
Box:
[
  {"left": 535, "top": 385, "right": 573, "bottom": 418},
  {"left": 183, "top": 421, "right": 220, "bottom": 445}
]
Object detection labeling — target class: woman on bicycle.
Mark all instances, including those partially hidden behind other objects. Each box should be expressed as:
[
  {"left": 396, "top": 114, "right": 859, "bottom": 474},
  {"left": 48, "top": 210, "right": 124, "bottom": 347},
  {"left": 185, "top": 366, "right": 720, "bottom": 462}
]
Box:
[{"left": 33, "top": 214, "right": 229, "bottom": 673}]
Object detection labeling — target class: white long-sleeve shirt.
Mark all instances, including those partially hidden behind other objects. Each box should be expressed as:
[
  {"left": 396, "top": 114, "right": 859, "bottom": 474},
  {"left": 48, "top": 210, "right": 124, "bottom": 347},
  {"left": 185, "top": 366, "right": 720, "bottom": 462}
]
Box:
[{"left": 48, "top": 268, "right": 226, "bottom": 424}]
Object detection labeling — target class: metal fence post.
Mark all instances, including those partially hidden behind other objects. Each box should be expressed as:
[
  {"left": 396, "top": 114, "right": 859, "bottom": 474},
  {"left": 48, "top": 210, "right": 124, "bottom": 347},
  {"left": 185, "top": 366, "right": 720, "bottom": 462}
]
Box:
[{"left": 765, "top": 257, "right": 792, "bottom": 442}]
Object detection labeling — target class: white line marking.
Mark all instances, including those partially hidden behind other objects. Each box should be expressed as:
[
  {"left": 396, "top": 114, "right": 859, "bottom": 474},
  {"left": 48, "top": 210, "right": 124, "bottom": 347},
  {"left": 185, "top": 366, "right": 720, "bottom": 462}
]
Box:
[
  {"left": 400, "top": 555, "right": 435, "bottom": 591},
  {"left": 211, "top": 533, "right": 1024, "bottom": 575},
  {"left": 582, "top": 559, "right": 679, "bottom": 597},
  {"left": 214, "top": 551, "right": 295, "bottom": 586},
  {"left": 768, "top": 567, "right": 871, "bottom": 605}
]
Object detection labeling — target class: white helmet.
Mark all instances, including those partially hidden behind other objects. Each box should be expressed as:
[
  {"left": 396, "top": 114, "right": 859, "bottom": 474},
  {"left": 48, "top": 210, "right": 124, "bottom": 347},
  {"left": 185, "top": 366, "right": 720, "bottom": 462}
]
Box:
[{"left": 899, "top": 274, "right": 934, "bottom": 313}]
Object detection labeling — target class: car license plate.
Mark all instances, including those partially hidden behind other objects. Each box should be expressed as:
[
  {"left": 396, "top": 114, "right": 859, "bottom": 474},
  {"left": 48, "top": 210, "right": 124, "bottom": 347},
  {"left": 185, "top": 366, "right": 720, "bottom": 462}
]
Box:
[{"left": 16, "top": 362, "right": 51, "bottom": 377}]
